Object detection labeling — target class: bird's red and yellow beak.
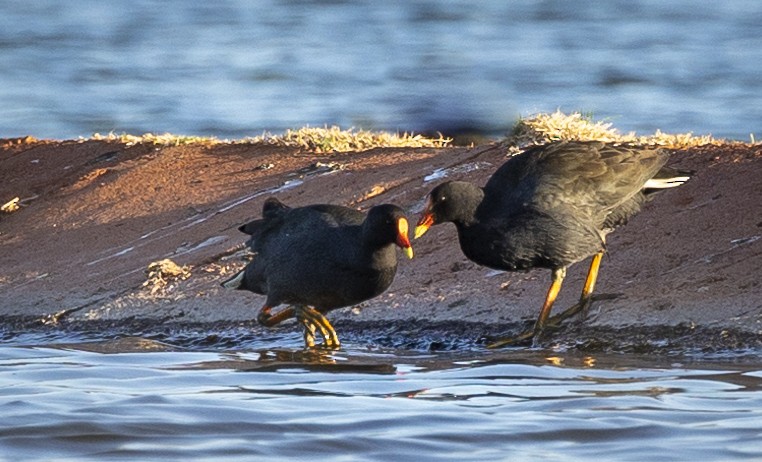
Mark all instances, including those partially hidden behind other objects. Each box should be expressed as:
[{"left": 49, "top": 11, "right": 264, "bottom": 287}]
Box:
[
  {"left": 414, "top": 197, "right": 435, "bottom": 239},
  {"left": 396, "top": 217, "right": 414, "bottom": 259}
]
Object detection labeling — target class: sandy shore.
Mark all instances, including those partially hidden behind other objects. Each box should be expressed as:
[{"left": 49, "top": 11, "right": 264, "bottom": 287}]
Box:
[{"left": 1, "top": 137, "right": 760, "bottom": 352}]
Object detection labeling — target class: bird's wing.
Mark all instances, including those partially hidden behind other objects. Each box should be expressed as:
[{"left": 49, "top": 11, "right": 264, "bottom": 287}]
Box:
[
  {"left": 494, "top": 141, "right": 669, "bottom": 217},
  {"left": 237, "top": 198, "right": 293, "bottom": 251},
  {"left": 238, "top": 198, "right": 291, "bottom": 235}
]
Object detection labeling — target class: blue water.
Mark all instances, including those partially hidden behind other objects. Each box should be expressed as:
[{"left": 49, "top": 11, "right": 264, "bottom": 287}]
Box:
[
  {"left": 1, "top": 0, "right": 760, "bottom": 140},
  {"left": 2, "top": 333, "right": 762, "bottom": 461}
]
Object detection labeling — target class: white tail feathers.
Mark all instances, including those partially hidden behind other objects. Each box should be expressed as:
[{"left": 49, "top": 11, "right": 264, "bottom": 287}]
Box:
[
  {"left": 644, "top": 175, "right": 691, "bottom": 189},
  {"left": 221, "top": 270, "right": 245, "bottom": 289}
]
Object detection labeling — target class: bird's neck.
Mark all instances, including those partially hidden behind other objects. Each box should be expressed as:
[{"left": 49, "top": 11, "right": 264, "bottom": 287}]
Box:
[{"left": 357, "top": 244, "right": 398, "bottom": 273}]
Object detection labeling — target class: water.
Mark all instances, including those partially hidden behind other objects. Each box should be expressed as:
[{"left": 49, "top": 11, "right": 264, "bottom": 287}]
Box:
[
  {"left": 2, "top": 332, "right": 762, "bottom": 461},
  {"left": 1, "top": 0, "right": 761, "bottom": 140},
  {"left": 3, "top": 3, "right": 762, "bottom": 457}
]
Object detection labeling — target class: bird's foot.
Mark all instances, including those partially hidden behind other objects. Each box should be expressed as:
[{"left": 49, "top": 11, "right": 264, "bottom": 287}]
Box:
[
  {"left": 299, "top": 317, "right": 317, "bottom": 348},
  {"left": 486, "top": 328, "right": 536, "bottom": 348},
  {"left": 486, "top": 321, "right": 562, "bottom": 348},
  {"left": 487, "top": 293, "right": 622, "bottom": 348},
  {"left": 487, "top": 306, "right": 585, "bottom": 349},
  {"left": 547, "top": 293, "right": 621, "bottom": 326},
  {"left": 296, "top": 306, "right": 341, "bottom": 350},
  {"left": 545, "top": 300, "right": 589, "bottom": 327}
]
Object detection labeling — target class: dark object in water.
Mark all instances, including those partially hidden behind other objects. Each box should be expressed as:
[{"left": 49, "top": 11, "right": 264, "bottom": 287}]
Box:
[
  {"left": 223, "top": 197, "right": 413, "bottom": 349},
  {"left": 414, "top": 140, "right": 691, "bottom": 346}
]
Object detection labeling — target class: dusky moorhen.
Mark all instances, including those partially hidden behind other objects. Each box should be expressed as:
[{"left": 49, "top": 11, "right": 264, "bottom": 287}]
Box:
[
  {"left": 414, "top": 140, "right": 690, "bottom": 346},
  {"left": 223, "top": 197, "right": 414, "bottom": 348}
]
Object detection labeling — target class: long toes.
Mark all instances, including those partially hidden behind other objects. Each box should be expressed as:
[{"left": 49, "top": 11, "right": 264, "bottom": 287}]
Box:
[
  {"left": 592, "top": 293, "right": 624, "bottom": 302},
  {"left": 547, "top": 301, "right": 589, "bottom": 326},
  {"left": 549, "top": 293, "right": 619, "bottom": 326},
  {"left": 487, "top": 329, "right": 536, "bottom": 348}
]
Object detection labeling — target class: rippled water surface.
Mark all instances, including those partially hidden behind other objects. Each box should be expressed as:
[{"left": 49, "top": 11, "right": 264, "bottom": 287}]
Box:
[
  {"left": 2, "top": 333, "right": 762, "bottom": 461},
  {"left": 1, "top": 0, "right": 761, "bottom": 139}
]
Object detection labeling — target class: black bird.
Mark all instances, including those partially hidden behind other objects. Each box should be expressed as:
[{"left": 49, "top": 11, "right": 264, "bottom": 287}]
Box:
[
  {"left": 223, "top": 197, "right": 414, "bottom": 348},
  {"left": 414, "top": 140, "right": 691, "bottom": 346}
]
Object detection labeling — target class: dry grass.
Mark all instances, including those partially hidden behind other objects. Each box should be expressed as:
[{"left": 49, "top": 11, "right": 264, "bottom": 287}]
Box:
[
  {"left": 81, "top": 113, "right": 749, "bottom": 152},
  {"left": 88, "top": 132, "right": 222, "bottom": 147},
  {"left": 142, "top": 259, "right": 191, "bottom": 295},
  {"left": 507, "top": 110, "right": 723, "bottom": 149},
  {"left": 1, "top": 197, "right": 20, "bottom": 213},
  {"left": 87, "top": 126, "right": 452, "bottom": 152},
  {"left": 246, "top": 126, "right": 451, "bottom": 153}
]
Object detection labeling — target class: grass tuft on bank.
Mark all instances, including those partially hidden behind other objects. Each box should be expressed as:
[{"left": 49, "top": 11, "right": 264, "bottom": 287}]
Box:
[
  {"left": 508, "top": 110, "right": 720, "bottom": 149},
  {"left": 247, "top": 126, "right": 452, "bottom": 152}
]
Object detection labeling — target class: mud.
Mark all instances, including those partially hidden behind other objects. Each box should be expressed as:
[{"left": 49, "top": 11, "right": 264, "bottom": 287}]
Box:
[{"left": 1, "top": 138, "right": 761, "bottom": 354}]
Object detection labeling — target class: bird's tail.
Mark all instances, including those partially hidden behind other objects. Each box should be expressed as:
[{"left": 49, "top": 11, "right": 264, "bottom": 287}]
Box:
[
  {"left": 221, "top": 269, "right": 246, "bottom": 290},
  {"left": 644, "top": 167, "right": 693, "bottom": 191}
]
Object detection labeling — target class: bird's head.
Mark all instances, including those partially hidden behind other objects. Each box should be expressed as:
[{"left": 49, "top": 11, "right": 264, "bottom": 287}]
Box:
[
  {"left": 415, "top": 181, "right": 482, "bottom": 239},
  {"left": 365, "top": 204, "right": 414, "bottom": 259}
]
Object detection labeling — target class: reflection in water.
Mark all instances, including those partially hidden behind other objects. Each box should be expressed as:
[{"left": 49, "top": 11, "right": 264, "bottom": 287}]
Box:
[
  {"left": 1, "top": 334, "right": 762, "bottom": 461},
  {"left": 182, "top": 349, "right": 396, "bottom": 375}
]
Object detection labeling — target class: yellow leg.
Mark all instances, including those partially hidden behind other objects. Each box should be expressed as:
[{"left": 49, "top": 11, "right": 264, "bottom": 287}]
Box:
[
  {"left": 581, "top": 252, "right": 603, "bottom": 301},
  {"left": 546, "top": 251, "right": 604, "bottom": 325},
  {"left": 296, "top": 306, "right": 341, "bottom": 349},
  {"left": 312, "top": 312, "right": 340, "bottom": 348},
  {"left": 298, "top": 316, "right": 317, "bottom": 348},
  {"left": 534, "top": 267, "right": 566, "bottom": 331},
  {"left": 257, "top": 304, "right": 296, "bottom": 327},
  {"left": 488, "top": 267, "right": 566, "bottom": 348},
  {"left": 300, "top": 307, "right": 334, "bottom": 348}
]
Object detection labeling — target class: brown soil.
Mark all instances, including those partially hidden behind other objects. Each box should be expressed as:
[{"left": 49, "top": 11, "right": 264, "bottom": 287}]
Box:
[{"left": 1, "top": 137, "right": 761, "bottom": 352}]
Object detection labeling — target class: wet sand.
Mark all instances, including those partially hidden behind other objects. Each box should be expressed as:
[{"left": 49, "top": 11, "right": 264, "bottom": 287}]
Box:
[{"left": 1, "top": 137, "right": 760, "bottom": 352}]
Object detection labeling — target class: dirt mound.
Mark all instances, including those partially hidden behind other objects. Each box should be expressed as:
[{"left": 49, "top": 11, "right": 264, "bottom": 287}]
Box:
[{"left": 1, "top": 138, "right": 760, "bottom": 351}]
